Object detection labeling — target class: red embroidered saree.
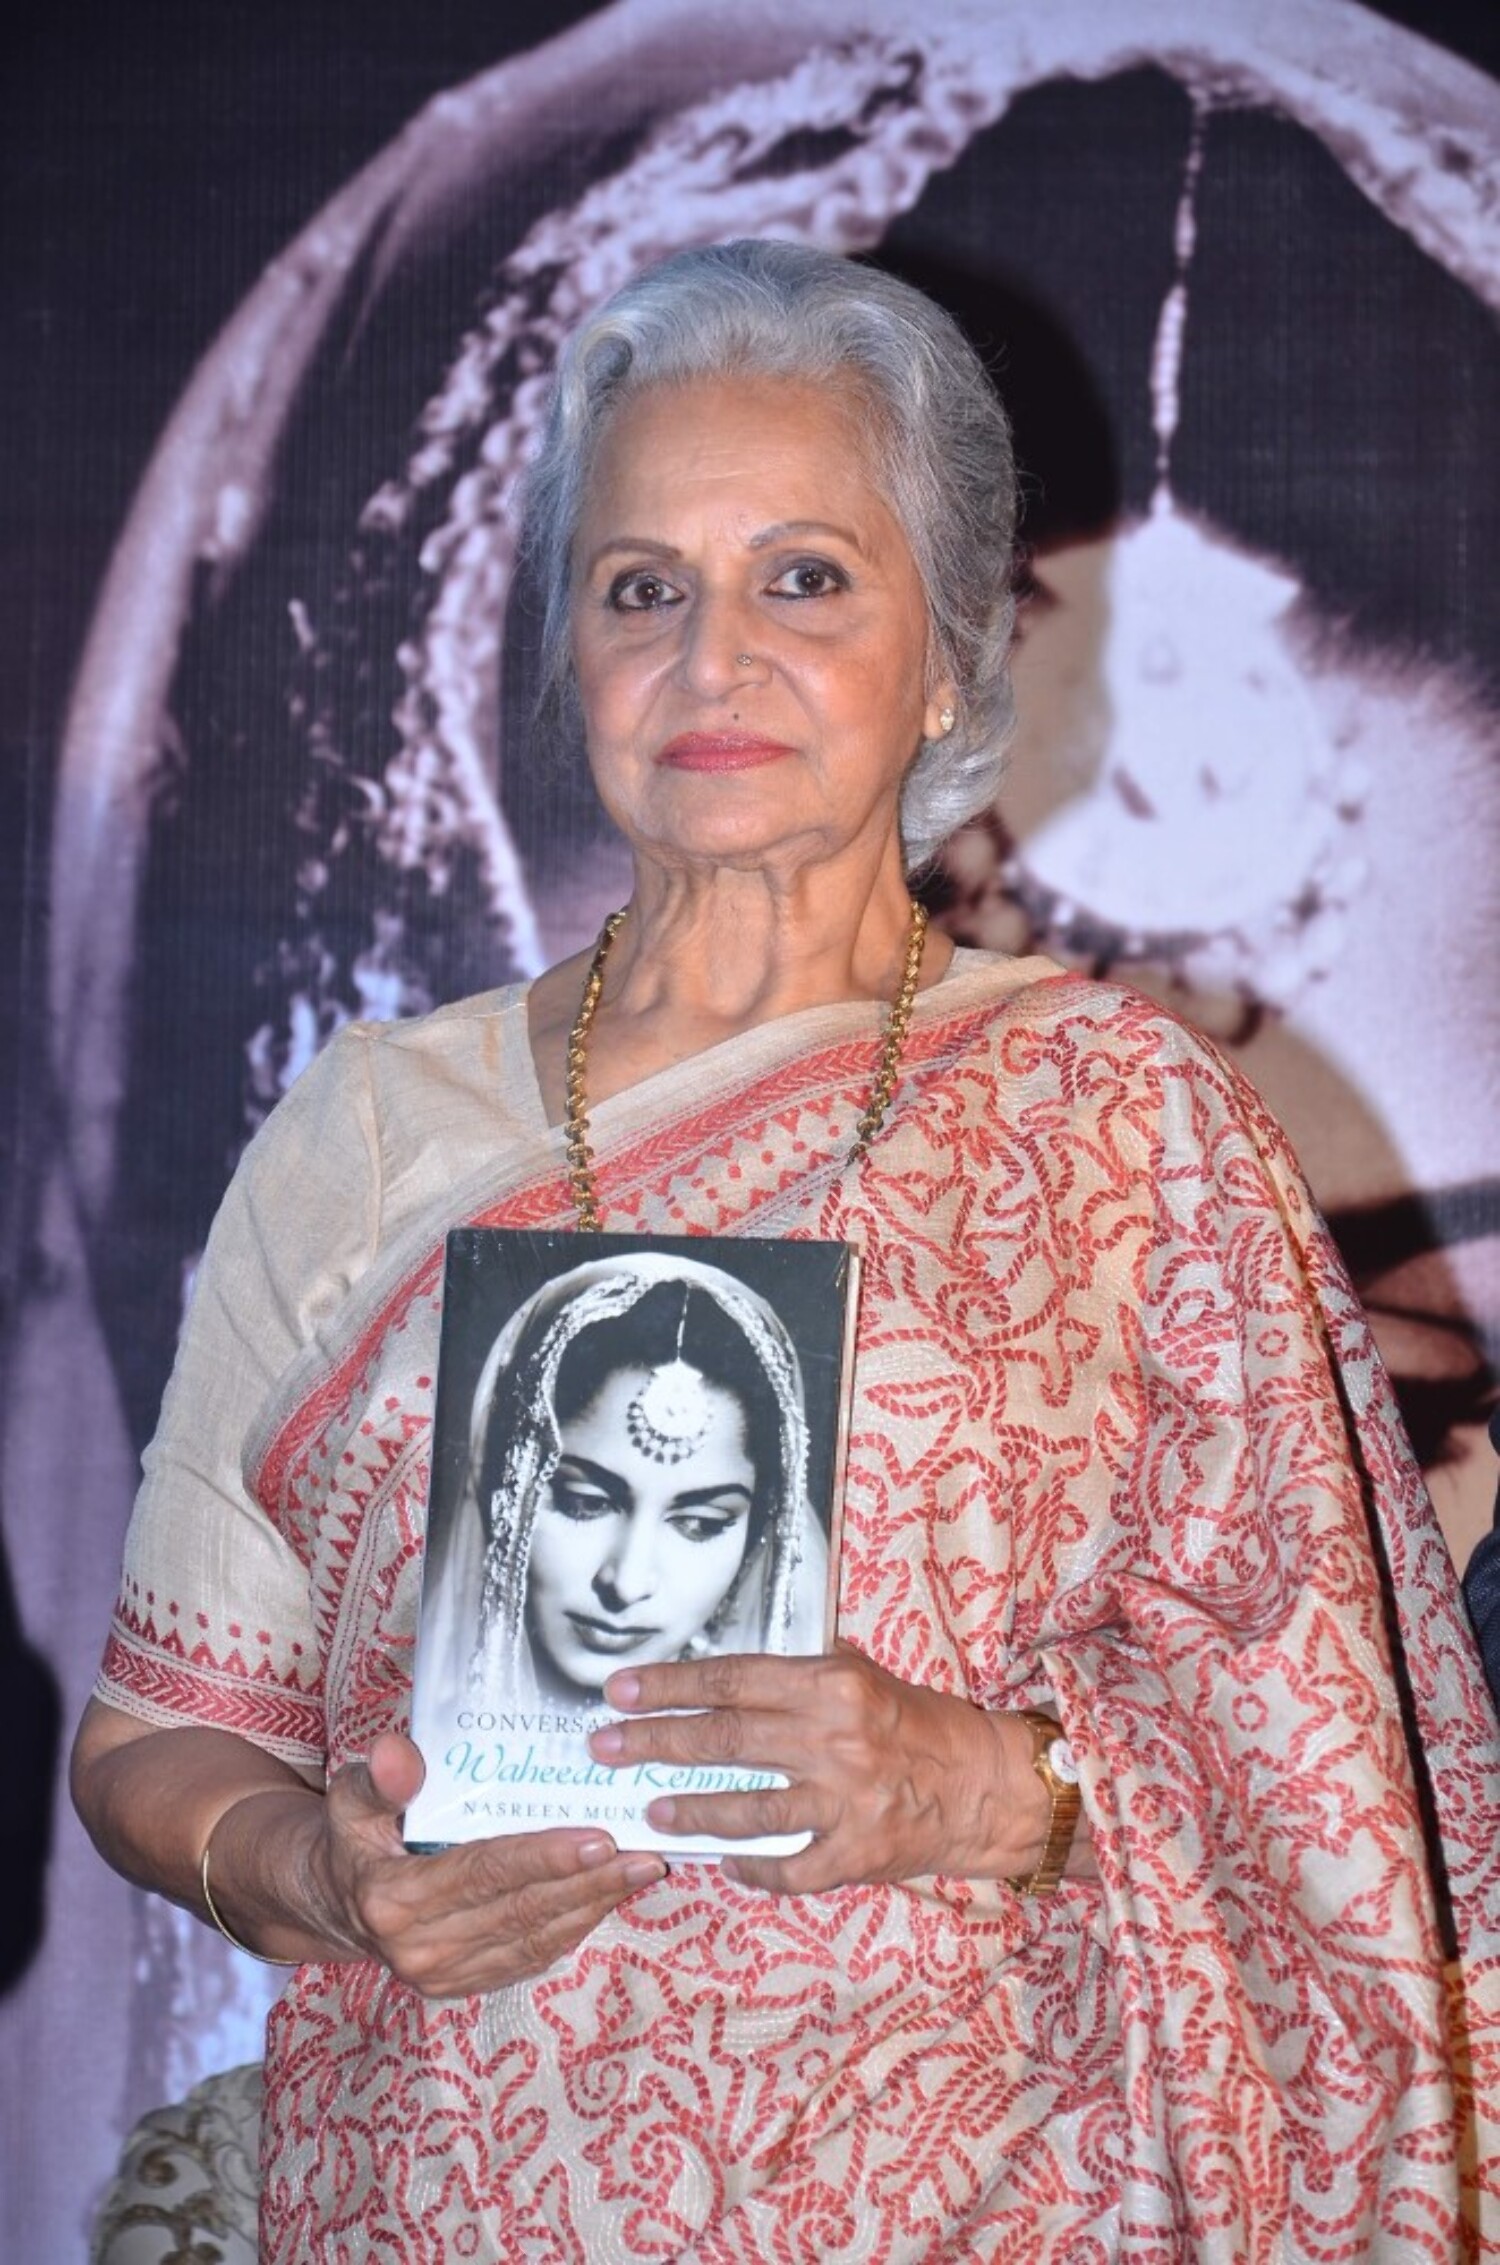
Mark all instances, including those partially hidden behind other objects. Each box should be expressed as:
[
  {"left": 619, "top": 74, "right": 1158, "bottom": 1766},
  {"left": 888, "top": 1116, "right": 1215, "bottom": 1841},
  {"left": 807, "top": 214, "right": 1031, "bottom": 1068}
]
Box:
[{"left": 99, "top": 951, "right": 1500, "bottom": 2259}]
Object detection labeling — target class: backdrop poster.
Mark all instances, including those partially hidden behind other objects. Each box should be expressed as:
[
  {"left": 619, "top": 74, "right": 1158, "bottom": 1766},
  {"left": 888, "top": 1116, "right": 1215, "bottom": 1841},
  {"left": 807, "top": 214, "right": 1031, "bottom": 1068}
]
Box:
[{"left": 3, "top": 2, "right": 1497, "bottom": 2249}]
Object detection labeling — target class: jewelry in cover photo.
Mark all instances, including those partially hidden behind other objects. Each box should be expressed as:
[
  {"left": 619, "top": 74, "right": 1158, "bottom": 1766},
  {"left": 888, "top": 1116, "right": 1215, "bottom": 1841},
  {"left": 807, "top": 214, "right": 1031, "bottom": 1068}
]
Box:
[{"left": 405, "top": 1229, "right": 858, "bottom": 1859}]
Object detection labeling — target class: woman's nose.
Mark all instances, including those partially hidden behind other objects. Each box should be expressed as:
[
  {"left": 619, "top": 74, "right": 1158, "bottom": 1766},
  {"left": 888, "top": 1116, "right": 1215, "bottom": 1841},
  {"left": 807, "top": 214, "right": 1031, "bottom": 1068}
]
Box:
[
  {"left": 674, "top": 589, "right": 761, "bottom": 699},
  {"left": 594, "top": 1513, "right": 660, "bottom": 1610}
]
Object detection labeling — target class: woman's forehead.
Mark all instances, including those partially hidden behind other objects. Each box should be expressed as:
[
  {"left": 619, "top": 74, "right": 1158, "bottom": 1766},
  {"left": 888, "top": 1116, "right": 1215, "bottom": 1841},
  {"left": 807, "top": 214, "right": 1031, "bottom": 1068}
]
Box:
[
  {"left": 577, "top": 373, "right": 897, "bottom": 548},
  {"left": 565, "top": 1363, "right": 747, "bottom": 1421},
  {"left": 558, "top": 1364, "right": 755, "bottom": 1482}
]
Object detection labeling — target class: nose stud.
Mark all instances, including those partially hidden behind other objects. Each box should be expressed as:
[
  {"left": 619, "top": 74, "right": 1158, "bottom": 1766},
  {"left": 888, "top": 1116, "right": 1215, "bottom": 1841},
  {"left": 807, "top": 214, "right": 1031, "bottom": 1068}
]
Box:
[{"left": 735, "top": 653, "right": 754, "bottom": 669}]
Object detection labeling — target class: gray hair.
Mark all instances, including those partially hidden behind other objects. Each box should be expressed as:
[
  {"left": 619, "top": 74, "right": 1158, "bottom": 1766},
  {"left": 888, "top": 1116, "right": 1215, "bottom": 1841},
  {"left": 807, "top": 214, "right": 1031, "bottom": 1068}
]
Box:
[{"left": 521, "top": 239, "right": 1017, "bottom": 868}]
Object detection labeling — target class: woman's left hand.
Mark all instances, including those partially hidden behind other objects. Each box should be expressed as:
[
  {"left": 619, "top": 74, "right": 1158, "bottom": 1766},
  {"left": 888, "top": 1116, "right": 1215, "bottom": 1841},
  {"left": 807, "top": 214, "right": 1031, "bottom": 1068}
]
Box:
[{"left": 587, "top": 1641, "right": 1055, "bottom": 1894}]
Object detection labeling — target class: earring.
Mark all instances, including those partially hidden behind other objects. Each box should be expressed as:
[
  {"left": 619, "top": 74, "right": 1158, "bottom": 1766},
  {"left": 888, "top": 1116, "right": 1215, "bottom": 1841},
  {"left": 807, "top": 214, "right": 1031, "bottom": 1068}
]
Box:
[{"left": 938, "top": 705, "right": 957, "bottom": 735}]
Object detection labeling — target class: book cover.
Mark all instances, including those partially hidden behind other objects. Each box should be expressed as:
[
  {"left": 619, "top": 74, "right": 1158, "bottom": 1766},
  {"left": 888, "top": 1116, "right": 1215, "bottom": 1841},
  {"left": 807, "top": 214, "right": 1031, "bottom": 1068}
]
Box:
[{"left": 405, "top": 1229, "right": 857, "bottom": 1859}]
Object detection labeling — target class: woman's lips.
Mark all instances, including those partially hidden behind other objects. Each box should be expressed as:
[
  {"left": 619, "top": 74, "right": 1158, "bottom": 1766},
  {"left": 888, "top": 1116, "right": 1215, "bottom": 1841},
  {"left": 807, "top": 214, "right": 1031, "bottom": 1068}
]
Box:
[
  {"left": 657, "top": 732, "right": 794, "bottom": 772},
  {"left": 566, "top": 1613, "right": 661, "bottom": 1654}
]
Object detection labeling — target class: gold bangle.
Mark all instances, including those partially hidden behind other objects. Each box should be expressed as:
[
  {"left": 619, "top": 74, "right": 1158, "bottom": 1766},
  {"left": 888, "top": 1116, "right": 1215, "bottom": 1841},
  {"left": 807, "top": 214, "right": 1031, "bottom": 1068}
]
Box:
[
  {"left": 200, "top": 1811, "right": 300, "bottom": 1967},
  {"left": 1005, "top": 1709, "right": 1082, "bottom": 1897}
]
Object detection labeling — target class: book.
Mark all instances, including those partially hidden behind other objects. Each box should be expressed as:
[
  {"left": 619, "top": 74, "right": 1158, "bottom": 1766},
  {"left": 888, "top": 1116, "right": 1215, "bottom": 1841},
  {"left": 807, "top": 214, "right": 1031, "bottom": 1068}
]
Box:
[{"left": 405, "top": 1228, "right": 857, "bottom": 1859}]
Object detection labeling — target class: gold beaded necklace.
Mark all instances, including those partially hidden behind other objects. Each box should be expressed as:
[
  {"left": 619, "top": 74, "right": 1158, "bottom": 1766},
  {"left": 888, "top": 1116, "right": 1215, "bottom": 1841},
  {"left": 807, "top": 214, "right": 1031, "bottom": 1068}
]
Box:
[{"left": 563, "top": 900, "right": 930, "bottom": 1231}]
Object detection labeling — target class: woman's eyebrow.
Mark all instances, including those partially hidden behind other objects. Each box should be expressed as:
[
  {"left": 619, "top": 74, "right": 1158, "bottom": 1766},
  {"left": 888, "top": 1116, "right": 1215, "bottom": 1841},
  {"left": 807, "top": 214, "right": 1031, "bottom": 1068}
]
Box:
[
  {"left": 553, "top": 1453, "right": 631, "bottom": 1502},
  {"left": 581, "top": 519, "right": 867, "bottom": 576},
  {"left": 580, "top": 535, "right": 682, "bottom": 574},
  {"left": 748, "top": 518, "right": 864, "bottom": 553}
]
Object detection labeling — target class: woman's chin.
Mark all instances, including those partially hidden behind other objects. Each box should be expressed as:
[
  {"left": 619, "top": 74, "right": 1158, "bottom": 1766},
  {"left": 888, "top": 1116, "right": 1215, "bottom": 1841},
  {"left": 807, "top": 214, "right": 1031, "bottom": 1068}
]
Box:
[
  {"left": 637, "top": 823, "right": 829, "bottom": 874},
  {"left": 538, "top": 1634, "right": 672, "bottom": 1702},
  {"left": 536, "top": 1664, "right": 608, "bottom": 1709},
  {"left": 613, "top": 790, "right": 868, "bottom": 876}
]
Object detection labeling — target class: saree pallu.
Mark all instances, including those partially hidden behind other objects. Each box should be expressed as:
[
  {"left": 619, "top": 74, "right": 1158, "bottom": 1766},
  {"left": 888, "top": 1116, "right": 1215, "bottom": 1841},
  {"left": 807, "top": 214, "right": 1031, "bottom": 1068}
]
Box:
[{"left": 98, "top": 950, "right": 1500, "bottom": 2261}]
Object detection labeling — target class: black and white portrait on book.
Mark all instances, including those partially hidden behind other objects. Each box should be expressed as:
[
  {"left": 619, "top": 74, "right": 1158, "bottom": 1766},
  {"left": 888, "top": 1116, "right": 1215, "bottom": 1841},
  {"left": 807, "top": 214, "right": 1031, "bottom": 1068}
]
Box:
[{"left": 405, "top": 1233, "right": 854, "bottom": 1849}]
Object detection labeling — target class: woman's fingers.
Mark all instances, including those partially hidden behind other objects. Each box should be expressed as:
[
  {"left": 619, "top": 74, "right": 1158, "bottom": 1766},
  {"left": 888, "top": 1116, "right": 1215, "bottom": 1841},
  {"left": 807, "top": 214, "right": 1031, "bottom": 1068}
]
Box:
[
  {"left": 328, "top": 1750, "right": 626, "bottom": 1901},
  {"left": 323, "top": 1740, "right": 427, "bottom": 1866},
  {"left": 597, "top": 1645, "right": 1037, "bottom": 1889},
  {"left": 720, "top": 1842, "right": 854, "bottom": 1897},
  {"left": 315, "top": 1748, "right": 666, "bottom": 1992},
  {"left": 590, "top": 1703, "right": 793, "bottom": 1773},
  {"left": 593, "top": 1651, "right": 892, "bottom": 1781},
  {"left": 372, "top": 1847, "right": 665, "bottom": 1998},
  {"left": 605, "top": 1653, "right": 805, "bottom": 1718},
  {"left": 365, "top": 1728, "right": 427, "bottom": 1810},
  {"left": 643, "top": 1782, "right": 825, "bottom": 1847},
  {"left": 442, "top": 1828, "right": 661, "bottom": 1924}
]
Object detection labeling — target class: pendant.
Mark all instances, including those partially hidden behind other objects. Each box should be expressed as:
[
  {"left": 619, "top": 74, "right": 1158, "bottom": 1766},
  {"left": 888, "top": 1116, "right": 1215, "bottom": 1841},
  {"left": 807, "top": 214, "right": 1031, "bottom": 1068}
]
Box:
[{"left": 625, "top": 1358, "right": 714, "bottom": 1464}]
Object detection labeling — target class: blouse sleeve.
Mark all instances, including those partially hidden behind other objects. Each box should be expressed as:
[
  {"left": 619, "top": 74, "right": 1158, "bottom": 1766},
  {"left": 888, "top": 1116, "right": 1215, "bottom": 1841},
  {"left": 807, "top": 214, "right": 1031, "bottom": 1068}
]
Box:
[{"left": 96, "top": 1023, "right": 383, "bottom": 1768}]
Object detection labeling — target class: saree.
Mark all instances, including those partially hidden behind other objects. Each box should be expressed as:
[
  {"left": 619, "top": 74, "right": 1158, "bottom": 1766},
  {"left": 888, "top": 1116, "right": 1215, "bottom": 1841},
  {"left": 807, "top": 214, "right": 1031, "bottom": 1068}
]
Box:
[{"left": 98, "top": 948, "right": 1500, "bottom": 2261}]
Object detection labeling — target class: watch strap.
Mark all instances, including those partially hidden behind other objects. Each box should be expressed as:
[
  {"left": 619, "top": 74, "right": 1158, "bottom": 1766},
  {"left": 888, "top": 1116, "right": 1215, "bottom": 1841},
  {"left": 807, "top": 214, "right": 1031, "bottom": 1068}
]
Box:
[{"left": 1005, "top": 1708, "right": 1081, "bottom": 1897}]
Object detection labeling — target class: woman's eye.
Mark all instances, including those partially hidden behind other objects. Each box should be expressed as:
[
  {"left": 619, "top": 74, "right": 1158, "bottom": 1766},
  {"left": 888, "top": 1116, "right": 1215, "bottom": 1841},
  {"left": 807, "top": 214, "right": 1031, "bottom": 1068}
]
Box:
[
  {"left": 550, "top": 1479, "right": 616, "bottom": 1522},
  {"left": 670, "top": 1507, "right": 746, "bottom": 1545},
  {"left": 767, "top": 559, "right": 847, "bottom": 600},
  {"left": 608, "top": 570, "right": 680, "bottom": 612}
]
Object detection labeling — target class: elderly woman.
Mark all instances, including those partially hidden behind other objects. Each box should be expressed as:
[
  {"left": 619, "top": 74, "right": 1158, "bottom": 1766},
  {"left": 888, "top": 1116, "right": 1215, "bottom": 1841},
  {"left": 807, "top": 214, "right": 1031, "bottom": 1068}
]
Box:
[{"left": 73, "top": 241, "right": 1499, "bottom": 2258}]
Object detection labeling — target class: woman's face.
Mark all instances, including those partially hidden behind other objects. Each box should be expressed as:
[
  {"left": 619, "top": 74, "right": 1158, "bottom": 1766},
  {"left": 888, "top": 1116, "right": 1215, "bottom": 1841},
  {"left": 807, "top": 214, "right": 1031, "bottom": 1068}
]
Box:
[
  {"left": 525, "top": 1363, "right": 758, "bottom": 1697},
  {"left": 569, "top": 374, "right": 953, "bottom": 876}
]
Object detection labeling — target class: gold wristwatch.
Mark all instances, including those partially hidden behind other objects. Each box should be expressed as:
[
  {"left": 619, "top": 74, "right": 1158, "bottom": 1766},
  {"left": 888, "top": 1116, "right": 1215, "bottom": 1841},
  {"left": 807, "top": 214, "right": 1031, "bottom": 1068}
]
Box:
[{"left": 1005, "top": 1709, "right": 1082, "bottom": 1897}]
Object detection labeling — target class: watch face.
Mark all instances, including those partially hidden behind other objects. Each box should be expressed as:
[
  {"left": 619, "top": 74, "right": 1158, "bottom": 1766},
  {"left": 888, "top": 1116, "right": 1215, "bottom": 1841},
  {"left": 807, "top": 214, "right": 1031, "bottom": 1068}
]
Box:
[{"left": 1046, "top": 1738, "right": 1081, "bottom": 1787}]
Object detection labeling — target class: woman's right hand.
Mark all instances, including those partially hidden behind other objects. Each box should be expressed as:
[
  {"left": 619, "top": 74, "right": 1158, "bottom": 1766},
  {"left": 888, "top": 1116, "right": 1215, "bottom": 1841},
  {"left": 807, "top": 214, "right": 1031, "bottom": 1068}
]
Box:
[
  {"left": 293, "top": 1731, "right": 662, "bottom": 1995},
  {"left": 214, "top": 1730, "right": 665, "bottom": 1997},
  {"left": 71, "top": 1701, "right": 663, "bottom": 2001}
]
